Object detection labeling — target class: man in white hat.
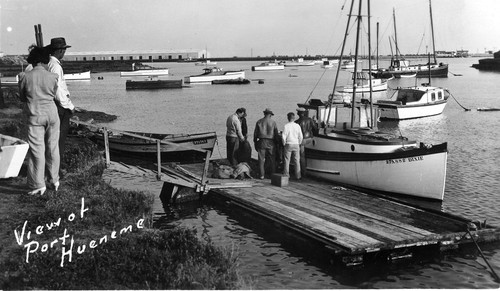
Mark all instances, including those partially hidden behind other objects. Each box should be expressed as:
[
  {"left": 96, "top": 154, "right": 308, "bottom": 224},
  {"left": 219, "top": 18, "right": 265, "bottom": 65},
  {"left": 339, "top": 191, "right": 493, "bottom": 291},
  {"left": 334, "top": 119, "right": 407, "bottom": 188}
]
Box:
[{"left": 45, "top": 37, "right": 76, "bottom": 172}]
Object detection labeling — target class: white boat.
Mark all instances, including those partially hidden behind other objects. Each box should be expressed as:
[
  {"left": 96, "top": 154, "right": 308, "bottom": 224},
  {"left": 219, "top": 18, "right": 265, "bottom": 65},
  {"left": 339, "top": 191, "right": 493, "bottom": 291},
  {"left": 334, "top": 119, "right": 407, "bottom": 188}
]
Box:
[
  {"left": 195, "top": 60, "right": 217, "bottom": 66},
  {"left": 64, "top": 71, "right": 91, "bottom": 81},
  {"left": 0, "top": 134, "right": 29, "bottom": 178},
  {"left": 339, "top": 71, "right": 388, "bottom": 93},
  {"left": 251, "top": 61, "right": 285, "bottom": 71},
  {"left": 184, "top": 67, "right": 245, "bottom": 84},
  {"left": 340, "top": 58, "right": 361, "bottom": 69},
  {"left": 320, "top": 60, "right": 339, "bottom": 69},
  {"left": 120, "top": 68, "right": 169, "bottom": 77},
  {"left": 284, "top": 58, "right": 315, "bottom": 67},
  {"left": 376, "top": 85, "right": 448, "bottom": 120},
  {"left": 297, "top": 0, "right": 448, "bottom": 201}
]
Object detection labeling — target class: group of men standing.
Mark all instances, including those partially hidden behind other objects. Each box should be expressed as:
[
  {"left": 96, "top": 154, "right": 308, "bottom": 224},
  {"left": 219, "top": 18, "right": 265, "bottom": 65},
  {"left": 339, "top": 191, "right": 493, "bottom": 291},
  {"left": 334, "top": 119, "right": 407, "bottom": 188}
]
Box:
[{"left": 226, "top": 107, "right": 317, "bottom": 180}]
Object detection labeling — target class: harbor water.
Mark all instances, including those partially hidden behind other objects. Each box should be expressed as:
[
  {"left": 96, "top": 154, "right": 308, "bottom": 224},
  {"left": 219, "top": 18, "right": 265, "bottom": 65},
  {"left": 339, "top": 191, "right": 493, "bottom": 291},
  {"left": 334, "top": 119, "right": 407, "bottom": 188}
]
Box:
[{"left": 69, "top": 57, "right": 499, "bottom": 289}]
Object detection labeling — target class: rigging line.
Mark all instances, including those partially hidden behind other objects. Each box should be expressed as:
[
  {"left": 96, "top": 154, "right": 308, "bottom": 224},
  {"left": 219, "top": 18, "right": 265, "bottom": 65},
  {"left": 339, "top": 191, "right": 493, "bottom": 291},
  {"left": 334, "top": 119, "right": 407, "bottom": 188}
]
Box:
[
  {"left": 445, "top": 89, "right": 471, "bottom": 111},
  {"left": 465, "top": 228, "right": 500, "bottom": 282},
  {"left": 416, "top": 29, "right": 426, "bottom": 55},
  {"left": 305, "top": 69, "right": 328, "bottom": 103}
]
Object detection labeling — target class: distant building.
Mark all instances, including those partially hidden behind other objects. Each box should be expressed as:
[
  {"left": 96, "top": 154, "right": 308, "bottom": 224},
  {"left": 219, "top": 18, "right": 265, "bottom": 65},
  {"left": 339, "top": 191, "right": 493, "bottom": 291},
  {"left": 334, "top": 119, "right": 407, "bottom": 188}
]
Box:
[
  {"left": 64, "top": 49, "right": 206, "bottom": 61},
  {"left": 436, "top": 51, "right": 455, "bottom": 58}
]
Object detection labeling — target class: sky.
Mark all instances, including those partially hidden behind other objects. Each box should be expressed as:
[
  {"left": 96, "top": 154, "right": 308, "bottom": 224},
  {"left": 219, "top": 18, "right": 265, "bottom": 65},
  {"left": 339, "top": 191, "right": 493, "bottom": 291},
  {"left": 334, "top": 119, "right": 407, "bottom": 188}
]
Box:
[{"left": 1, "top": 0, "right": 499, "bottom": 57}]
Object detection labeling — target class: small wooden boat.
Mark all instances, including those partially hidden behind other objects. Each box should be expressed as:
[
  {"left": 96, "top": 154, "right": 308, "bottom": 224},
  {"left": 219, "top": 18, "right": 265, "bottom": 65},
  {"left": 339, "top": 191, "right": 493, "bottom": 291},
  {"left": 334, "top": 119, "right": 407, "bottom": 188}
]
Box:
[
  {"left": 89, "top": 130, "right": 217, "bottom": 163},
  {"left": 211, "top": 78, "right": 250, "bottom": 85},
  {"left": 0, "top": 134, "right": 29, "bottom": 178},
  {"left": 184, "top": 67, "right": 245, "bottom": 84},
  {"left": 125, "top": 78, "right": 183, "bottom": 90},
  {"left": 64, "top": 71, "right": 91, "bottom": 81},
  {"left": 120, "top": 68, "right": 169, "bottom": 77},
  {"left": 376, "top": 85, "right": 448, "bottom": 120},
  {"left": 284, "top": 58, "right": 315, "bottom": 67}
]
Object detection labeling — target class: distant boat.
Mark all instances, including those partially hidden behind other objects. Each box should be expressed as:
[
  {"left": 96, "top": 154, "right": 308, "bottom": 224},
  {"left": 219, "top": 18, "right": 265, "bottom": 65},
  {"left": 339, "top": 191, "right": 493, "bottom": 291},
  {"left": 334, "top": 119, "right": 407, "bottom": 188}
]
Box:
[
  {"left": 251, "top": 61, "right": 285, "bottom": 71},
  {"left": 125, "top": 78, "right": 183, "bottom": 90},
  {"left": 340, "top": 57, "right": 360, "bottom": 69},
  {"left": 120, "top": 68, "right": 169, "bottom": 77},
  {"left": 211, "top": 78, "right": 250, "bottom": 85},
  {"left": 376, "top": 85, "right": 448, "bottom": 120},
  {"left": 339, "top": 71, "right": 388, "bottom": 93},
  {"left": 0, "top": 134, "right": 29, "bottom": 178},
  {"left": 284, "top": 58, "right": 315, "bottom": 67},
  {"left": 184, "top": 67, "right": 245, "bottom": 84},
  {"left": 195, "top": 60, "right": 217, "bottom": 66},
  {"left": 64, "top": 71, "right": 91, "bottom": 81},
  {"left": 320, "top": 60, "right": 339, "bottom": 69}
]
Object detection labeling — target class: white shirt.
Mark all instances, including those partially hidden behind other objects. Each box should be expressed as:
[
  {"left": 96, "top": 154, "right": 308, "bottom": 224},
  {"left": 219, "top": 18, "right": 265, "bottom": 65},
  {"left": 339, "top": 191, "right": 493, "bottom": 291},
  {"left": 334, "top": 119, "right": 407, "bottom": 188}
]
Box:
[
  {"left": 48, "top": 56, "right": 75, "bottom": 110},
  {"left": 282, "top": 121, "right": 303, "bottom": 146}
]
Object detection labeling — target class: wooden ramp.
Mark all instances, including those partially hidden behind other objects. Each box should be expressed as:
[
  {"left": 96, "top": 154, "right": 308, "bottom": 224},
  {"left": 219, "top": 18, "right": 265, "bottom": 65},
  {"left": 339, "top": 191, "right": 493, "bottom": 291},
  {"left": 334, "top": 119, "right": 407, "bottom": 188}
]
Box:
[{"left": 206, "top": 178, "right": 500, "bottom": 263}]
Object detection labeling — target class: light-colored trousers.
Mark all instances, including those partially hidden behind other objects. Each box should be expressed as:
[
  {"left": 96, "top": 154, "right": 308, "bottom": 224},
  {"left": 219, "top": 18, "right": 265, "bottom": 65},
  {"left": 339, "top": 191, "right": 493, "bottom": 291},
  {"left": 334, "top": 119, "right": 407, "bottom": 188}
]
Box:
[
  {"left": 284, "top": 143, "right": 300, "bottom": 179},
  {"left": 27, "top": 114, "right": 60, "bottom": 189}
]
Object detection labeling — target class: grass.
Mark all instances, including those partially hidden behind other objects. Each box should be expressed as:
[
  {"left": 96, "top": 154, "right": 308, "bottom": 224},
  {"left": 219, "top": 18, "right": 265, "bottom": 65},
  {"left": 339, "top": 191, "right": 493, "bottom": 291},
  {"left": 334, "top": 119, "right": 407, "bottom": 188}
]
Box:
[{"left": 0, "top": 102, "right": 248, "bottom": 289}]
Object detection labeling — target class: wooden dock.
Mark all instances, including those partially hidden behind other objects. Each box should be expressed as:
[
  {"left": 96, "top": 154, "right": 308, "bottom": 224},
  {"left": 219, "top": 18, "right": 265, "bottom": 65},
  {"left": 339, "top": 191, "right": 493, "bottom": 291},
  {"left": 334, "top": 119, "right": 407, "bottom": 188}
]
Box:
[{"left": 165, "top": 162, "right": 500, "bottom": 265}]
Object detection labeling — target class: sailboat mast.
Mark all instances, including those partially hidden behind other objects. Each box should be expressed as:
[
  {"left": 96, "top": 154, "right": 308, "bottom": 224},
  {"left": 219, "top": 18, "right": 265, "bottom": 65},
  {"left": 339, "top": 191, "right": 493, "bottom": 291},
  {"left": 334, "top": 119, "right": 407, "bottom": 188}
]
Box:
[
  {"left": 429, "top": 0, "right": 437, "bottom": 64},
  {"left": 350, "top": 0, "right": 363, "bottom": 127},
  {"left": 393, "top": 8, "right": 399, "bottom": 61},
  {"left": 367, "top": 0, "right": 374, "bottom": 128},
  {"left": 325, "top": 0, "right": 356, "bottom": 125},
  {"left": 376, "top": 22, "right": 379, "bottom": 70}
]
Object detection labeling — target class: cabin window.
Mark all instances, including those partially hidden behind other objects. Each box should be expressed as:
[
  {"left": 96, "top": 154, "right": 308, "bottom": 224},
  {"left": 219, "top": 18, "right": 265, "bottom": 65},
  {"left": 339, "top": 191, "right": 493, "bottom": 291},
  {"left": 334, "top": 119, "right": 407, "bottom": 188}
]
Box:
[
  {"left": 120, "top": 56, "right": 124, "bottom": 60},
  {"left": 431, "top": 93, "right": 436, "bottom": 101},
  {"left": 83, "top": 57, "right": 87, "bottom": 61},
  {"left": 438, "top": 91, "right": 443, "bottom": 100}
]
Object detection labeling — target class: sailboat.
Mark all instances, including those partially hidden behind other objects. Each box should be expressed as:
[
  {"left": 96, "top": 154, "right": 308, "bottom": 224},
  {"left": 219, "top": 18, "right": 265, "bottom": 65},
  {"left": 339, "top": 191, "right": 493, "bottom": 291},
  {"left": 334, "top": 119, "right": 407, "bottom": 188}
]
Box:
[
  {"left": 372, "top": 1, "right": 448, "bottom": 78},
  {"left": 297, "top": 0, "right": 448, "bottom": 201}
]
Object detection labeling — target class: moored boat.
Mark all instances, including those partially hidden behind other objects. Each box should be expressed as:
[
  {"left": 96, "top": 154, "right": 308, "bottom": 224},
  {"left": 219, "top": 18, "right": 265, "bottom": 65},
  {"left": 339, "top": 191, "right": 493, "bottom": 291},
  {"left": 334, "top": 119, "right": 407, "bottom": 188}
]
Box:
[
  {"left": 195, "top": 60, "right": 217, "bottom": 66},
  {"left": 320, "top": 59, "right": 339, "bottom": 69},
  {"left": 184, "top": 67, "right": 245, "bottom": 84},
  {"left": 120, "top": 68, "right": 170, "bottom": 77},
  {"left": 298, "top": 0, "right": 448, "bottom": 201},
  {"left": 376, "top": 85, "right": 448, "bottom": 120},
  {"left": 89, "top": 130, "right": 217, "bottom": 163},
  {"left": 339, "top": 71, "right": 388, "bottom": 93},
  {"left": 64, "top": 70, "right": 91, "bottom": 81},
  {"left": 0, "top": 134, "right": 29, "bottom": 178},
  {"left": 125, "top": 78, "right": 183, "bottom": 90},
  {"left": 251, "top": 61, "right": 285, "bottom": 71},
  {"left": 284, "top": 58, "right": 315, "bottom": 67}
]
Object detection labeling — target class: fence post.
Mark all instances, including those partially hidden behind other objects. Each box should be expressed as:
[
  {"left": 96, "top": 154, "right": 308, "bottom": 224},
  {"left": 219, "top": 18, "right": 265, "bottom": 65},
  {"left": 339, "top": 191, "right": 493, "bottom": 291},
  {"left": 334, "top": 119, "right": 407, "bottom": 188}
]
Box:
[
  {"left": 103, "top": 127, "right": 110, "bottom": 168},
  {"left": 156, "top": 139, "right": 162, "bottom": 179}
]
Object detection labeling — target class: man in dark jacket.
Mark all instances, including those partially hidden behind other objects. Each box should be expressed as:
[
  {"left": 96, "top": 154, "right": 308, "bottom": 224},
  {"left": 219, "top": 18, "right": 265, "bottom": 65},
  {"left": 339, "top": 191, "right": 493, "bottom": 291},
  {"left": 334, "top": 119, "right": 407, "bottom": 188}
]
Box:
[{"left": 295, "top": 108, "right": 318, "bottom": 177}]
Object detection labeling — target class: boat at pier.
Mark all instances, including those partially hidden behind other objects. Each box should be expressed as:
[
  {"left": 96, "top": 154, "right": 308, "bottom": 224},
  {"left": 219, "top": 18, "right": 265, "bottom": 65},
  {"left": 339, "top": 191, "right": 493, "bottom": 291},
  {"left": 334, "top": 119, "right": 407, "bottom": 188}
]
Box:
[
  {"left": 284, "top": 58, "right": 315, "bottom": 67},
  {"left": 298, "top": 0, "right": 448, "bottom": 201}
]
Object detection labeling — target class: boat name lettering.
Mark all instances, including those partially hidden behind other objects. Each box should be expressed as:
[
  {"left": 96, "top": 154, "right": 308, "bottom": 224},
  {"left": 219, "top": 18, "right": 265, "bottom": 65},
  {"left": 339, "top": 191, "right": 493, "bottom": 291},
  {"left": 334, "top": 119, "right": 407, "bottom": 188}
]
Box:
[
  {"left": 193, "top": 139, "right": 207, "bottom": 145},
  {"left": 386, "top": 156, "right": 424, "bottom": 164}
]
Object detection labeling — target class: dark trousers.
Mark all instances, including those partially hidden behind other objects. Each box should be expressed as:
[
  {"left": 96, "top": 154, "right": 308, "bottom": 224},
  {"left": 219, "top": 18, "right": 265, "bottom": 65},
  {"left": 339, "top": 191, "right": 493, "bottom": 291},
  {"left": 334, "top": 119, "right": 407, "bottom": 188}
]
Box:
[
  {"left": 57, "top": 105, "right": 73, "bottom": 163},
  {"left": 256, "top": 138, "right": 275, "bottom": 178},
  {"left": 226, "top": 136, "right": 239, "bottom": 166}
]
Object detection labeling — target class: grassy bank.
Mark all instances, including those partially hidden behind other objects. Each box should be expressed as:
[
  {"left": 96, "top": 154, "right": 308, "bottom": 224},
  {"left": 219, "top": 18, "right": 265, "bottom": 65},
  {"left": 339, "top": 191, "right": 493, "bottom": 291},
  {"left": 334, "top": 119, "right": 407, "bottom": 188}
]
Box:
[{"left": 0, "top": 101, "right": 247, "bottom": 289}]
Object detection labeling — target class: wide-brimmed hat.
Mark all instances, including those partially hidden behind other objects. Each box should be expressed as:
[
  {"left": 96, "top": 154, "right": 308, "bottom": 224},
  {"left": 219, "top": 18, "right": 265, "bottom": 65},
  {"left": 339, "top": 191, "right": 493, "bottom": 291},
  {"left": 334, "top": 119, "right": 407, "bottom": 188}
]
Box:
[
  {"left": 263, "top": 108, "right": 274, "bottom": 115},
  {"left": 296, "top": 107, "right": 306, "bottom": 112},
  {"left": 46, "top": 37, "right": 71, "bottom": 49}
]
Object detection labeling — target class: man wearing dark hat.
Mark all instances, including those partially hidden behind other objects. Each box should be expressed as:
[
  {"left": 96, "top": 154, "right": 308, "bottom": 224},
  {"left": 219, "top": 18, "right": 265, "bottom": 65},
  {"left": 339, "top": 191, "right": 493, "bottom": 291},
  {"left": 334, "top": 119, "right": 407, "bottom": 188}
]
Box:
[
  {"left": 295, "top": 107, "right": 318, "bottom": 177},
  {"left": 226, "top": 108, "right": 245, "bottom": 166},
  {"left": 253, "top": 108, "right": 279, "bottom": 179},
  {"left": 46, "top": 37, "right": 76, "bottom": 171}
]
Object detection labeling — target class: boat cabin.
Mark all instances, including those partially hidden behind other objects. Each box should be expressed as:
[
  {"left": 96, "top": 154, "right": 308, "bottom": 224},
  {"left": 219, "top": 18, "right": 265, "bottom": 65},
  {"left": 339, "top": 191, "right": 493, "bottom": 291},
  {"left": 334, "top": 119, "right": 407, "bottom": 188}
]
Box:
[
  {"left": 297, "top": 98, "right": 378, "bottom": 130},
  {"left": 394, "top": 87, "right": 446, "bottom": 105}
]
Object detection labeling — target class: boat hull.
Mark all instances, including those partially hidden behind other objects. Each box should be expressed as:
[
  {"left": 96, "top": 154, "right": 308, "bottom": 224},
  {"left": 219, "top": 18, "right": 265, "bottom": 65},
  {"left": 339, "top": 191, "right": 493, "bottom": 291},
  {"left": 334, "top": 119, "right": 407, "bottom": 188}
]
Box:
[
  {"left": 125, "top": 79, "right": 182, "bottom": 90},
  {"left": 251, "top": 65, "right": 285, "bottom": 71},
  {"left": 374, "top": 63, "right": 448, "bottom": 78},
  {"left": 90, "top": 131, "right": 217, "bottom": 163},
  {"left": 120, "top": 69, "right": 169, "bottom": 77},
  {"left": 184, "top": 71, "right": 245, "bottom": 84},
  {"left": 377, "top": 101, "right": 447, "bottom": 120},
  {"left": 0, "top": 134, "right": 29, "bottom": 178},
  {"left": 305, "top": 134, "right": 447, "bottom": 200}
]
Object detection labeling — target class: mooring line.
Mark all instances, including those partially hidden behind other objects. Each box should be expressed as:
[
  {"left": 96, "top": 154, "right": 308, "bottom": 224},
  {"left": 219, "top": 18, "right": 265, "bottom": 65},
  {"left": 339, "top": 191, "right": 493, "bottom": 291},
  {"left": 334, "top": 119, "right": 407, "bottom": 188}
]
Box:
[
  {"left": 445, "top": 89, "right": 471, "bottom": 111},
  {"left": 465, "top": 228, "right": 500, "bottom": 282}
]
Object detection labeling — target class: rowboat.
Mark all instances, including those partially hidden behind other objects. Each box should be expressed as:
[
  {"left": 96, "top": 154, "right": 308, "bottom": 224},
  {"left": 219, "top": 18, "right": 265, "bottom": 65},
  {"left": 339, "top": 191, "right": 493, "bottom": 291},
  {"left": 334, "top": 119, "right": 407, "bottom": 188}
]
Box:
[
  {"left": 184, "top": 67, "right": 245, "bottom": 84},
  {"left": 89, "top": 131, "right": 217, "bottom": 163},
  {"left": 376, "top": 85, "right": 448, "bottom": 120}
]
